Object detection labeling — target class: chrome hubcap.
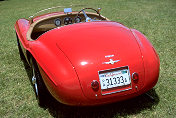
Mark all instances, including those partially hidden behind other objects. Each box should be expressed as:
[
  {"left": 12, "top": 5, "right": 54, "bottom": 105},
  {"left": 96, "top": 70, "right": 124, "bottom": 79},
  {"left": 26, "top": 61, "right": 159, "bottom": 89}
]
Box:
[{"left": 32, "top": 68, "right": 38, "bottom": 96}]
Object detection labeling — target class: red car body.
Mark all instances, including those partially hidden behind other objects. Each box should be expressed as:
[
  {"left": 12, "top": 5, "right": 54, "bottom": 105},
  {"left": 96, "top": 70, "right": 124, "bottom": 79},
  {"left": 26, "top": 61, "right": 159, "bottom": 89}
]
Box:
[{"left": 15, "top": 8, "right": 160, "bottom": 106}]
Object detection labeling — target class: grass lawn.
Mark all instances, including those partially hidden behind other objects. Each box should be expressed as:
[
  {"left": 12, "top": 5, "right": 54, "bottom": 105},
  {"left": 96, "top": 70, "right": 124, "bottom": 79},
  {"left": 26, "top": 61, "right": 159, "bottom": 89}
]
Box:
[{"left": 0, "top": 0, "right": 175, "bottom": 117}]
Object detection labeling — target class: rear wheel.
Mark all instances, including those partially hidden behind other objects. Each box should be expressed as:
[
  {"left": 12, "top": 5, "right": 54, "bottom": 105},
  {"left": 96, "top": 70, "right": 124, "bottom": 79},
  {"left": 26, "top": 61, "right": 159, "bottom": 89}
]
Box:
[{"left": 30, "top": 58, "right": 48, "bottom": 107}]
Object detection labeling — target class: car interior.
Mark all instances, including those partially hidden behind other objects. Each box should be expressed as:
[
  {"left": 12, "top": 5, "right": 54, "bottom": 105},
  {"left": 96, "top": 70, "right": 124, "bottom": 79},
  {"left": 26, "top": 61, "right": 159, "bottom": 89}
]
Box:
[{"left": 27, "top": 8, "right": 109, "bottom": 40}]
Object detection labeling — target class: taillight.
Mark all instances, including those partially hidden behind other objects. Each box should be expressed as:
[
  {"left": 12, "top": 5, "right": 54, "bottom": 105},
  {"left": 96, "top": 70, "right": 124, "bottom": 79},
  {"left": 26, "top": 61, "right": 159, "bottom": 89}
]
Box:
[
  {"left": 132, "top": 72, "right": 139, "bottom": 81},
  {"left": 91, "top": 80, "right": 99, "bottom": 91}
]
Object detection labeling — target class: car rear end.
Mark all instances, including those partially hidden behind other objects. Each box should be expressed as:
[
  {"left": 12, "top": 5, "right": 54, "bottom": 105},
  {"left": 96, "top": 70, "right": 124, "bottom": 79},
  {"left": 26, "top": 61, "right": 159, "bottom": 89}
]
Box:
[{"left": 35, "top": 21, "right": 159, "bottom": 106}]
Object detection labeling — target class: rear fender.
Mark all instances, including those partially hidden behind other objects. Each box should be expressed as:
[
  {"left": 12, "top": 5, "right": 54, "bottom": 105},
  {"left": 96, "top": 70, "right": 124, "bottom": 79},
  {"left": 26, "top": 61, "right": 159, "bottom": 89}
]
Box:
[
  {"left": 15, "top": 19, "right": 30, "bottom": 48},
  {"left": 28, "top": 40, "right": 86, "bottom": 105},
  {"left": 131, "top": 29, "right": 160, "bottom": 90}
]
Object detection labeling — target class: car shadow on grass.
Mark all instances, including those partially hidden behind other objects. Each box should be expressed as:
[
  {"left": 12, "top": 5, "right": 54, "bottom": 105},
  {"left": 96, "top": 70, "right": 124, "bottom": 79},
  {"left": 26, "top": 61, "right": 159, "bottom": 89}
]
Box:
[
  {"left": 22, "top": 60, "right": 159, "bottom": 118},
  {"left": 46, "top": 89, "right": 159, "bottom": 118}
]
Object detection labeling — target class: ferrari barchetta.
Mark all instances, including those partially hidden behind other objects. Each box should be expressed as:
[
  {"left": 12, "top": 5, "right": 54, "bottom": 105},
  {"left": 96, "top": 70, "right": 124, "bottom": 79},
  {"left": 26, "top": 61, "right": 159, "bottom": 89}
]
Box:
[{"left": 15, "top": 7, "right": 160, "bottom": 106}]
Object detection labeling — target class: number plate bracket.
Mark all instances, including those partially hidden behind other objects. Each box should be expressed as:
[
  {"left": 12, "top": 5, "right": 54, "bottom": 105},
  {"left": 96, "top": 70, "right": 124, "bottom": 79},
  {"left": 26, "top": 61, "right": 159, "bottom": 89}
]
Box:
[{"left": 98, "top": 66, "right": 132, "bottom": 95}]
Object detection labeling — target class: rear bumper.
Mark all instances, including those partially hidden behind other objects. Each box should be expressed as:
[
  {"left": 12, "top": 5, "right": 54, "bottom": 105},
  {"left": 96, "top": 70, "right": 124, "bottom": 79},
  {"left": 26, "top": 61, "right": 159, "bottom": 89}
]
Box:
[{"left": 60, "top": 80, "right": 157, "bottom": 106}]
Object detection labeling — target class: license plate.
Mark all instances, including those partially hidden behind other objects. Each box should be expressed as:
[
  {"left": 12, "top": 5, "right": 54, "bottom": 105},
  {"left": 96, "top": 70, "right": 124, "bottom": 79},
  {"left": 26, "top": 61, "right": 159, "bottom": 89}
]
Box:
[{"left": 99, "top": 67, "right": 131, "bottom": 90}]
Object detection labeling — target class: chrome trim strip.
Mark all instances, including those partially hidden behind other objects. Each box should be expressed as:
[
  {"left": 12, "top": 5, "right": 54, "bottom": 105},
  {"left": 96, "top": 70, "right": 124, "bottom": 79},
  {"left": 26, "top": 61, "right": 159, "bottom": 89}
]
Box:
[{"left": 102, "top": 88, "right": 132, "bottom": 95}]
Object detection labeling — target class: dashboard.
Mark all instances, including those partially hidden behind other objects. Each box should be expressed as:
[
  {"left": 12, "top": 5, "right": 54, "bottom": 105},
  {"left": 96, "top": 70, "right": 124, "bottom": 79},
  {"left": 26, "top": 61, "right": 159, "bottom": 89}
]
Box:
[
  {"left": 33, "top": 13, "right": 107, "bottom": 31},
  {"left": 55, "top": 16, "right": 82, "bottom": 26}
]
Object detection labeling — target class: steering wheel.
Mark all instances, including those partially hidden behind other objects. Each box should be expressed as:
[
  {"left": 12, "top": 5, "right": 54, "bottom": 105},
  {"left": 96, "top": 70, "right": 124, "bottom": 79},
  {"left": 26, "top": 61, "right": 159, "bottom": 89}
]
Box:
[{"left": 77, "top": 8, "right": 101, "bottom": 22}]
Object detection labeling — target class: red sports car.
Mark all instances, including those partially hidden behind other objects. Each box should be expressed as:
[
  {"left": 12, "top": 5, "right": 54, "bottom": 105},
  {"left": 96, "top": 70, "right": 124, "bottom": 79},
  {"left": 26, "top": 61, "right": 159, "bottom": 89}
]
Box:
[{"left": 15, "top": 7, "right": 160, "bottom": 106}]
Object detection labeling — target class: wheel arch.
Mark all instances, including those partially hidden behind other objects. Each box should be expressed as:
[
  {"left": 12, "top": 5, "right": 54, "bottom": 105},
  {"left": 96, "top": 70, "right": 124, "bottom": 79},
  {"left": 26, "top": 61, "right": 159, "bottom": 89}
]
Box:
[{"left": 26, "top": 50, "right": 33, "bottom": 65}]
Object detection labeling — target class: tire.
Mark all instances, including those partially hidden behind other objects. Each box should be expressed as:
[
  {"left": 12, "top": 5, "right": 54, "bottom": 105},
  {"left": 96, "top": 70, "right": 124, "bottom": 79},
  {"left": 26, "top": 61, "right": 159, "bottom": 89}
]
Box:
[
  {"left": 30, "top": 57, "right": 48, "bottom": 107},
  {"left": 16, "top": 33, "right": 25, "bottom": 60}
]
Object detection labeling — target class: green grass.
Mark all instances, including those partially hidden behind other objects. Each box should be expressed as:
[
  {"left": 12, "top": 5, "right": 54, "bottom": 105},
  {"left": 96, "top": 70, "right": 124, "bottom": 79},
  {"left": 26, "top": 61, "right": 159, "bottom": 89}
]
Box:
[{"left": 0, "top": 0, "right": 176, "bottom": 117}]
